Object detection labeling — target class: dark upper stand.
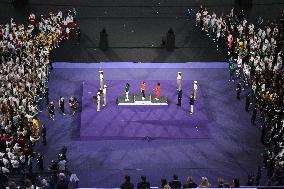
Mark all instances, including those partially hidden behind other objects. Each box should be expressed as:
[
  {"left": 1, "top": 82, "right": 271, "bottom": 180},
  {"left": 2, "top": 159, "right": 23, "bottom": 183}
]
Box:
[{"left": 99, "top": 28, "right": 109, "bottom": 51}]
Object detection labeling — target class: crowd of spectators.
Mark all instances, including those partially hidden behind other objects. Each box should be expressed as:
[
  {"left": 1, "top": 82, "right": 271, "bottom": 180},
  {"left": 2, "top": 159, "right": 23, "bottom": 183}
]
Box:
[
  {"left": 195, "top": 5, "right": 284, "bottom": 186},
  {"left": 0, "top": 9, "right": 78, "bottom": 188}
]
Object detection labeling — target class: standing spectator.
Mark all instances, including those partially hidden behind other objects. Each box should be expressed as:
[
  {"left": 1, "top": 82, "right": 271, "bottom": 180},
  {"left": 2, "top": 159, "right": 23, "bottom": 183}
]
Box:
[
  {"left": 255, "top": 166, "right": 262, "bottom": 186},
  {"left": 229, "top": 58, "right": 236, "bottom": 82},
  {"left": 236, "top": 83, "right": 242, "bottom": 100},
  {"left": 27, "top": 155, "right": 33, "bottom": 173},
  {"left": 36, "top": 153, "right": 44, "bottom": 170},
  {"left": 251, "top": 107, "right": 257, "bottom": 125},
  {"left": 245, "top": 93, "right": 251, "bottom": 112},
  {"left": 41, "top": 124, "right": 47, "bottom": 145}
]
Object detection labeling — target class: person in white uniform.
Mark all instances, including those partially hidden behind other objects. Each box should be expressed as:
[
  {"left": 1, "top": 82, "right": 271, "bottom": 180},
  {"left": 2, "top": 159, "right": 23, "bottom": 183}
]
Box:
[
  {"left": 99, "top": 71, "right": 104, "bottom": 91},
  {"left": 177, "top": 72, "right": 182, "bottom": 91},
  {"left": 193, "top": 81, "right": 198, "bottom": 100},
  {"left": 97, "top": 91, "right": 101, "bottom": 112},
  {"left": 103, "top": 85, "right": 107, "bottom": 106}
]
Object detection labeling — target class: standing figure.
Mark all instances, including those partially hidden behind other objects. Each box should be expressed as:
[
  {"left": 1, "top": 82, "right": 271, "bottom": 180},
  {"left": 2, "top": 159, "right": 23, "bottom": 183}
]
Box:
[
  {"left": 245, "top": 93, "right": 251, "bottom": 112},
  {"left": 36, "top": 153, "right": 44, "bottom": 170},
  {"left": 177, "top": 89, "right": 182, "bottom": 106},
  {"left": 99, "top": 71, "right": 104, "bottom": 91},
  {"left": 229, "top": 57, "right": 235, "bottom": 82},
  {"left": 59, "top": 96, "right": 65, "bottom": 115},
  {"left": 48, "top": 102, "right": 55, "bottom": 120},
  {"left": 103, "top": 85, "right": 107, "bottom": 106},
  {"left": 96, "top": 91, "right": 101, "bottom": 112},
  {"left": 141, "top": 81, "right": 146, "bottom": 100},
  {"left": 32, "top": 117, "right": 39, "bottom": 138},
  {"left": 41, "top": 124, "right": 46, "bottom": 145},
  {"left": 177, "top": 72, "right": 182, "bottom": 91},
  {"left": 69, "top": 97, "right": 78, "bottom": 115},
  {"left": 193, "top": 81, "right": 198, "bottom": 100},
  {"left": 189, "top": 94, "right": 195, "bottom": 114},
  {"left": 236, "top": 83, "right": 242, "bottom": 100},
  {"left": 251, "top": 107, "right": 257, "bottom": 125},
  {"left": 154, "top": 83, "right": 161, "bottom": 100},
  {"left": 125, "top": 83, "right": 130, "bottom": 101}
]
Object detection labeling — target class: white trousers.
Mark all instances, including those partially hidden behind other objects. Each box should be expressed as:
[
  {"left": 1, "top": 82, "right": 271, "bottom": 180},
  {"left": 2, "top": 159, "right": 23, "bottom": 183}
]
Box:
[
  {"left": 125, "top": 92, "right": 129, "bottom": 101},
  {"left": 103, "top": 93, "right": 106, "bottom": 105},
  {"left": 190, "top": 105, "right": 194, "bottom": 113},
  {"left": 97, "top": 100, "right": 100, "bottom": 111}
]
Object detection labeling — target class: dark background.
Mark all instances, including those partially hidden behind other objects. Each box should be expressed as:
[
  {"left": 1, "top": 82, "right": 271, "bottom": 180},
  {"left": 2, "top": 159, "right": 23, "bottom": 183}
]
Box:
[{"left": 0, "top": 0, "right": 284, "bottom": 63}]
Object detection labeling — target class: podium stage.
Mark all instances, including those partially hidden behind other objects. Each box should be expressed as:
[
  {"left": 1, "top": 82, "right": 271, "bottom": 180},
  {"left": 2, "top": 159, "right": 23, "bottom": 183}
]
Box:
[{"left": 117, "top": 94, "right": 168, "bottom": 105}]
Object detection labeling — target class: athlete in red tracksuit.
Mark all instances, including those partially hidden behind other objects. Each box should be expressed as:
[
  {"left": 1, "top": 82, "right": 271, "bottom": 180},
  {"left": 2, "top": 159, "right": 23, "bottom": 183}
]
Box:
[
  {"left": 154, "top": 83, "right": 160, "bottom": 100},
  {"left": 141, "top": 81, "right": 146, "bottom": 100}
]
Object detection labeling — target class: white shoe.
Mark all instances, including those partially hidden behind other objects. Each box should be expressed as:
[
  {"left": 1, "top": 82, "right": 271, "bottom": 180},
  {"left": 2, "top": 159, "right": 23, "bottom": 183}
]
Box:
[
  {"left": 103, "top": 104, "right": 105, "bottom": 107},
  {"left": 142, "top": 97, "right": 145, "bottom": 100}
]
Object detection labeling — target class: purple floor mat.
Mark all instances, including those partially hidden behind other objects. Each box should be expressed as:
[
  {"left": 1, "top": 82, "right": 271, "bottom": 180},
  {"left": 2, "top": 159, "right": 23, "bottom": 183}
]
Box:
[{"left": 80, "top": 80, "right": 210, "bottom": 140}]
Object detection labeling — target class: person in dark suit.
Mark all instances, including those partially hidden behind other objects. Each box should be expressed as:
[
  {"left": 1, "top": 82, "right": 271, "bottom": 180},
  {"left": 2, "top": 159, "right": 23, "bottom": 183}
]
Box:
[
  {"left": 236, "top": 83, "right": 242, "bottom": 100},
  {"left": 183, "top": 176, "right": 197, "bottom": 188},
  {"left": 251, "top": 107, "right": 257, "bottom": 125},
  {"left": 137, "top": 176, "right": 150, "bottom": 189},
  {"left": 41, "top": 124, "right": 47, "bottom": 145},
  {"left": 169, "top": 174, "right": 181, "bottom": 188},
  {"left": 245, "top": 92, "right": 251, "bottom": 112},
  {"left": 120, "top": 175, "right": 134, "bottom": 189},
  {"left": 189, "top": 94, "right": 195, "bottom": 114},
  {"left": 177, "top": 89, "right": 182, "bottom": 106}
]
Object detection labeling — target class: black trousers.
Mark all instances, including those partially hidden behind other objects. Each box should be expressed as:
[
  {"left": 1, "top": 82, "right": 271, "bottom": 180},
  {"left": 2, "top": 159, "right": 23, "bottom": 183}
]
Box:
[
  {"left": 142, "top": 90, "right": 145, "bottom": 98},
  {"left": 177, "top": 97, "right": 181, "bottom": 106}
]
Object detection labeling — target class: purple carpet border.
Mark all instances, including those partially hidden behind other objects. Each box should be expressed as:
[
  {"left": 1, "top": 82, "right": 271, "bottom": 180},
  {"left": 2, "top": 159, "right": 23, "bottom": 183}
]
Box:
[{"left": 53, "top": 62, "right": 228, "bottom": 69}]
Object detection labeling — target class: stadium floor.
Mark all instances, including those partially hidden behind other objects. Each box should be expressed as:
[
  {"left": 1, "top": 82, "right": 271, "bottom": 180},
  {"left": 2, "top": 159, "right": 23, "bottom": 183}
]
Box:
[{"left": 34, "top": 62, "right": 266, "bottom": 187}]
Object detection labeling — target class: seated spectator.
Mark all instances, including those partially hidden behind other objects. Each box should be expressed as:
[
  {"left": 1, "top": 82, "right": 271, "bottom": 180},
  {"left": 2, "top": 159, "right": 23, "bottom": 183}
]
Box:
[
  {"left": 198, "top": 177, "right": 211, "bottom": 188},
  {"left": 231, "top": 178, "right": 240, "bottom": 188},
  {"left": 56, "top": 173, "right": 69, "bottom": 189},
  {"left": 217, "top": 178, "right": 224, "bottom": 188},
  {"left": 183, "top": 176, "right": 197, "bottom": 188},
  {"left": 68, "top": 173, "right": 79, "bottom": 189},
  {"left": 137, "top": 175, "right": 150, "bottom": 189},
  {"left": 160, "top": 178, "right": 171, "bottom": 189},
  {"left": 24, "top": 179, "right": 35, "bottom": 189},
  {"left": 120, "top": 175, "right": 134, "bottom": 189},
  {"left": 7, "top": 181, "right": 17, "bottom": 189},
  {"left": 169, "top": 174, "right": 181, "bottom": 188}
]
